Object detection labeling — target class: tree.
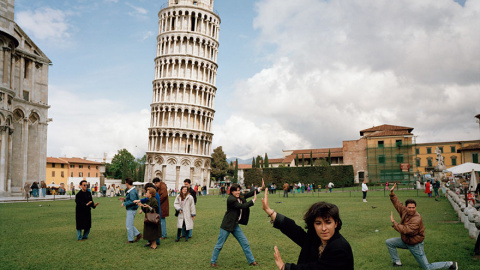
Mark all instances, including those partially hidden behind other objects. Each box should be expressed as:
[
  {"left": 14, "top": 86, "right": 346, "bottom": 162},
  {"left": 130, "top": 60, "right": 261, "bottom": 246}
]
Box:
[
  {"left": 211, "top": 146, "right": 229, "bottom": 181},
  {"left": 109, "top": 149, "right": 136, "bottom": 183},
  {"left": 234, "top": 159, "right": 239, "bottom": 183},
  {"left": 295, "top": 154, "right": 299, "bottom": 167},
  {"left": 310, "top": 150, "right": 313, "bottom": 167},
  {"left": 252, "top": 157, "right": 256, "bottom": 168},
  {"left": 328, "top": 149, "right": 332, "bottom": 165},
  {"left": 264, "top": 153, "right": 269, "bottom": 168},
  {"left": 314, "top": 158, "right": 330, "bottom": 167},
  {"left": 256, "top": 155, "right": 262, "bottom": 169},
  {"left": 134, "top": 155, "right": 146, "bottom": 182}
]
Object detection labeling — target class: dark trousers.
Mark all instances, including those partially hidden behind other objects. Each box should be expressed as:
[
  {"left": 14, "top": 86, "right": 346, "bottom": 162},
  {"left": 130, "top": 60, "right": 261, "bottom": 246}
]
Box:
[
  {"left": 363, "top": 191, "right": 367, "bottom": 199},
  {"left": 283, "top": 190, "right": 288, "bottom": 197},
  {"left": 475, "top": 233, "right": 480, "bottom": 255}
]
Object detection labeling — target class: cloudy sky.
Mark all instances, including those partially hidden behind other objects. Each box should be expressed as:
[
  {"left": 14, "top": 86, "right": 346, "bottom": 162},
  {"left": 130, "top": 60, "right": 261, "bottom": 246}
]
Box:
[{"left": 14, "top": 0, "right": 480, "bottom": 162}]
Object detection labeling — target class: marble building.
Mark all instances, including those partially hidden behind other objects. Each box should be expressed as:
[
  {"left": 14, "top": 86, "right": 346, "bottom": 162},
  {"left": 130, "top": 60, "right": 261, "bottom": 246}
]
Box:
[
  {"left": 0, "top": 0, "right": 51, "bottom": 196},
  {"left": 145, "top": 0, "right": 220, "bottom": 190}
]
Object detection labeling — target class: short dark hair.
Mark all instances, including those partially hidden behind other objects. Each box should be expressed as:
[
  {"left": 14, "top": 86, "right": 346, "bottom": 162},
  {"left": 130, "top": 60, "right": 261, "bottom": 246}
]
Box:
[
  {"left": 230, "top": 183, "right": 241, "bottom": 192},
  {"left": 152, "top": 178, "right": 161, "bottom": 183},
  {"left": 144, "top": 183, "right": 155, "bottom": 190},
  {"left": 184, "top": 179, "right": 191, "bottom": 184},
  {"left": 80, "top": 180, "right": 87, "bottom": 186},
  {"left": 125, "top": 178, "right": 134, "bottom": 186},
  {"left": 304, "top": 201, "right": 342, "bottom": 233},
  {"left": 405, "top": 199, "right": 416, "bottom": 207}
]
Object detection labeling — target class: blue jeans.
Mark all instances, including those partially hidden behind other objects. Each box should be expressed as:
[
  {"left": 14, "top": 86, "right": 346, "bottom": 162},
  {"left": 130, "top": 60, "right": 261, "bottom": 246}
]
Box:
[
  {"left": 42, "top": 188, "right": 46, "bottom": 197},
  {"left": 386, "top": 238, "right": 452, "bottom": 269},
  {"left": 77, "top": 229, "right": 90, "bottom": 240},
  {"left": 160, "top": 218, "right": 167, "bottom": 238},
  {"left": 126, "top": 210, "right": 140, "bottom": 241},
  {"left": 182, "top": 227, "right": 193, "bottom": 238},
  {"left": 211, "top": 225, "right": 255, "bottom": 264}
]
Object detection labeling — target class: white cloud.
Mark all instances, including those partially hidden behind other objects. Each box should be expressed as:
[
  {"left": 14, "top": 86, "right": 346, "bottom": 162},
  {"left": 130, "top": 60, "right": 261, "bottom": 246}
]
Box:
[
  {"left": 47, "top": 86, "right": 149, "bottom": 160},
  {"left": 126, "top": 3, "right": 148, "bottom": 18},
  {"left": 16, "top": 8, "right": 71, "bottom": 42},
  {"left": 215, "top": 0, "right": 480, "bottom": 158}
]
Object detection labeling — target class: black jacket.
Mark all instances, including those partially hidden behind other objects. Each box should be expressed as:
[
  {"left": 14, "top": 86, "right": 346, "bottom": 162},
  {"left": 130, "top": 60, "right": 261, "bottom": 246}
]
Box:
[
  {"left": 220, "top": 189, "right": 259, "bottom": 232},
  {"left": 273, "top": 213, "right": 354, "bottom": 270}
]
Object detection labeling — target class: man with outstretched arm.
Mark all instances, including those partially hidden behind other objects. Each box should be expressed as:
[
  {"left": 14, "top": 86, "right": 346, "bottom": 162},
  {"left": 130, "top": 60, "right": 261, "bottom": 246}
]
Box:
[{"left": 386, "top": 183, "right": 457, "bottom": 269}]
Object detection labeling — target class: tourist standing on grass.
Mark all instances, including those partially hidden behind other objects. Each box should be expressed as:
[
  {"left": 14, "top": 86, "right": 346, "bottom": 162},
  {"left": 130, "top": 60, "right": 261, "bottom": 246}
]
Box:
[
  {"left": 362, "top": 180, "right": 368, "bottom": 203},
  {"left": 261, "top": 188, "right": 354, "bottom": 269},
  {"left": 174, "top": 186, "right": 196, "bottom": 242},
  {"left": 210, "top": 180, "right": 264, "bottom": 267},
  {"left": 40, "top": 181, "right": 47, "bottom": 197},
  {"left": 433, "top": 178, "right": 441, "bottom": 200},
  {"left": 425, "top": 180, "right": 432, "bottom": 198},
  {"left": 31, "top": 181, "right": 39, "bottom": 197},
  {"left": 283, "top": 182, "right": 289, "bottom": 198},
  {"left": 153, "top": 178, "right": 169, "bottom": 239},
  {"left": 23, "top": 182, "right": 30, "bottom": 199},
  {"left": 386, "top": 183, "right": 458, "bottom": 269},
  {"left": 138, "top": 187, "right": 161, "bottom": 250},
  {"left": 121, "top": 178, "right": 142, "bottom": 244},
  {"left": 328, "top": 182, "right": 334, "bottom": 193},
  {"left": 75, "top": 180, "right": 99, "bottom": 241},
  {"left": 181, "top": 179, "right": 197, "bottom": 238},
  {"left": 135, "top": 182, "right": 161, "bottom": 247},
  {"left": 71, "top": 182, "right": 76, "bottom": 195}
]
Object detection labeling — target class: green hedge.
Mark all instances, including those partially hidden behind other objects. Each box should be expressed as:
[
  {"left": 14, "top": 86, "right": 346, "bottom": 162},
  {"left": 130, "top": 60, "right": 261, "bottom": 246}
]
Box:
[{"left": 244, "top": 165, "right": 354, "bottom": 188}]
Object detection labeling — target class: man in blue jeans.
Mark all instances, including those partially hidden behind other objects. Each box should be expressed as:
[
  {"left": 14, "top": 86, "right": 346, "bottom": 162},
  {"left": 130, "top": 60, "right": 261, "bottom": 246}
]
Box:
[
  {"left": 386, "top": 183, "right": 457, "bottom": 269},
  {"left": 210, "top": 181, "right": 264, "bottom": 267},
  {"left": 121, "top": 178, "right": 142, "bottom": 243}
]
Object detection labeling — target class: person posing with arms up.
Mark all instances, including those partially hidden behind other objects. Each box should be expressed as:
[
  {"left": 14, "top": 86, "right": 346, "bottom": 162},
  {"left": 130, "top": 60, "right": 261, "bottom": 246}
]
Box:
[
  {"left": 261, "top": 188, "right": 353, "bottom": 270},
  {"left": 75, "top": 180, "right": 99, "bottom": 241},
  {"left": 210, "top": 180, "right": 265, "bottom": 267},
  {"left": 386, "top": 183, "right": 458, "bottom": 269}
]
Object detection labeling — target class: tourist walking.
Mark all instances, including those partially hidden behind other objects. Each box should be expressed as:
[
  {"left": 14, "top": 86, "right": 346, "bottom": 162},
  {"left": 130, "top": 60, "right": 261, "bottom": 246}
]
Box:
[
  {"left": 121, "top": 178, "right": 142, "bottom": 244},
  {"left": 70, "top": 182, "right": 76, "bottom": 196},
  {"left": 75, "top": 180, "right": 99, "bottom": 241},
  {"left": 174, "top": 186, "right": 196, "bottom": 242},
  {"left": 283, "top": 182, "right": 289, "bottom": 198},
  {"left": 23, "top": 182, "right": 31, "bottom": 199},
  {"left": 362, "top": 180, "right": 368, "bottom": 203},
  {"left": 210, "top": 180, "right": 264, "bottom": 267},
  {"left": 328, "top": 182, "right": 334, "bottom": 193},
  {"left": 386, "top": 183, "right": 458, "bottom": 269},
  {"left": 261, "top": 187, "right": 354, "bottom": 269}
]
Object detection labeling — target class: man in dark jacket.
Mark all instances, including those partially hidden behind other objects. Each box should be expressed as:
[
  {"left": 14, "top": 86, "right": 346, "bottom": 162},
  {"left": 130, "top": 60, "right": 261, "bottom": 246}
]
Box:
[
  {"left": 386, "top": 183, "right": 457, "bottom": 269},
  {"left": 210, "top": 181, "right": 264, "bottom": 267},
  {"left": 75, "top": 180, "right": 99, "bottom": 241},
  {"left": 153, "top": 178, "right": 169, "bottom": 239}
]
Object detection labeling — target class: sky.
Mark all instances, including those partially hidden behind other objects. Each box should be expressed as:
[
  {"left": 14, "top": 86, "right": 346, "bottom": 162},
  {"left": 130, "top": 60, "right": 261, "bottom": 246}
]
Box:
[{"left": 13, "top": 0, "right": 480, "bottom": 162}]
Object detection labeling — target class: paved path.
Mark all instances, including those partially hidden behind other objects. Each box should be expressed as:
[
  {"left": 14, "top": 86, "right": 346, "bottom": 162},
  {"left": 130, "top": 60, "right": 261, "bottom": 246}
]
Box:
[{"left": 0, "top": 194, "right": 74, "bottom": 203}]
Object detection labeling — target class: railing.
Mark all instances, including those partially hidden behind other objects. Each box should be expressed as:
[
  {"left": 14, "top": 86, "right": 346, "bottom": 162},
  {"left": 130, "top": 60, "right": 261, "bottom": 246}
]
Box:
[{"left": 158, "top": 1, "right": 220, "bottom": 17}]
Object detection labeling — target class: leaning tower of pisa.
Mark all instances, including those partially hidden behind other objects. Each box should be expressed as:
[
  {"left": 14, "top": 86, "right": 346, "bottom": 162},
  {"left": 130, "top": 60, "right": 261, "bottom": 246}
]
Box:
[{"left": 145, "top": 0, "right": 220, "bottom": 191}]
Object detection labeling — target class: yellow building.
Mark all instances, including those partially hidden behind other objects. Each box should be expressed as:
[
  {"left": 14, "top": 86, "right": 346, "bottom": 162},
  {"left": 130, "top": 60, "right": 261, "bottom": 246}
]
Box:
[
  {"left": 46, "top": 157, "right": 69, "bottom": 186},
  {"left": 414, "top": 140, "right": 480, "bottom": 174}
]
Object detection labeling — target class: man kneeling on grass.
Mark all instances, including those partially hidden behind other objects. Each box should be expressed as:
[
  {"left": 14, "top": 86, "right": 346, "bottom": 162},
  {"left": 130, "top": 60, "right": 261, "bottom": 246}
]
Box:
[{"left": 386, "top": 183, "right": 458, "bottom": 269}]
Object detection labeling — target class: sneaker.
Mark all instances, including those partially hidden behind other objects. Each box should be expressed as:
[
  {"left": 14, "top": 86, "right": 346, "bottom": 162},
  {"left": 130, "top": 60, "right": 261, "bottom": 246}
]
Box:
[
  {"left": 249, "top": 262, "right": 260, "bottom": 266},
  {"left": 392, "top": 262, "right": 402, "bottom": 267},
  {"left": 134, "top": 234, "right": 142, "bottom": 242},
  {"left": 449, "top": 262, "right": 458, "bottom": 270},
  {"left": 210, "top": 263, "right": 218, "bottom": 268}
]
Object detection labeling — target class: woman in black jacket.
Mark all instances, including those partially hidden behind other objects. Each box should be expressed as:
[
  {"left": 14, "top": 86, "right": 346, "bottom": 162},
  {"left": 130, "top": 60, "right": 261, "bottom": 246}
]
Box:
[{"left": 262, "top": 191, "right": 354, "bottom": 270}]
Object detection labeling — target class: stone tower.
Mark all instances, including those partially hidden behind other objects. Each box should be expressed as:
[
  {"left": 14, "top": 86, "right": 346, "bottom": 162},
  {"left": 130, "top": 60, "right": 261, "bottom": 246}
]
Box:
[
  {"left": 0, "top": 0, "right": 51, "bottom": 196},
  {"left": 145, "top": 0, "right": 220, "bottom": 191}
]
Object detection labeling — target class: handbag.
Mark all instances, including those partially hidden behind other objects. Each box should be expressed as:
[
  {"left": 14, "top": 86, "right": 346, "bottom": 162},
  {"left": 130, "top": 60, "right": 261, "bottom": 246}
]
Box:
[
  {"left": 144, "top": 207, "right": 160, "bottom": 225},
  {"left": 175, "top": 209, "right": 180, "bottom": 217}
]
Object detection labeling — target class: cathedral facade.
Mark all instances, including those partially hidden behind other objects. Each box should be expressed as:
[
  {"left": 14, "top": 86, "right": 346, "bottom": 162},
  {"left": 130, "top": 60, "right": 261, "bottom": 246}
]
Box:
[
  {"left": 145, "top": 0, "right": 220, "bottom": 190},
  {"left": 0, "top": 0, "right": 51, "bottom": 196}
]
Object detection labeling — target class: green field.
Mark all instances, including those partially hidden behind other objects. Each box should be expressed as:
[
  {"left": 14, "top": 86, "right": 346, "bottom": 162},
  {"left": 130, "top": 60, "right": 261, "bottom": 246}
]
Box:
[{"left": 0, "top": 190, "right": 477, "bottom": 269}]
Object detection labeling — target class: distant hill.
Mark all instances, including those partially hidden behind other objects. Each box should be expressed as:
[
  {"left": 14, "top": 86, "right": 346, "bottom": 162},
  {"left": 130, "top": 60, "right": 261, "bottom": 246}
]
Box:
[{"left": 226, "top": 157, "right": 252, "bottom": 165}]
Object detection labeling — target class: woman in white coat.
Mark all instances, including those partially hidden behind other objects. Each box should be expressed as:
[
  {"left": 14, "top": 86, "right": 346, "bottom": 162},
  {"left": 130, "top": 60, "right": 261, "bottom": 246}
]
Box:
[{"left": 174, "top": 186, "right": 196, "bottom": 242}]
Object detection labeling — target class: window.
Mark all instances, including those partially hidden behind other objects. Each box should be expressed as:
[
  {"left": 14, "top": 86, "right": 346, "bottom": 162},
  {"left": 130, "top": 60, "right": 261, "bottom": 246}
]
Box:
[
  {"left": 70, "top": 165, "right": 74, "bottom": 168},
  {"left": 61, "top": 171, "right": 64, "bottom": 177},
  {"left": 61, "top": 164, "right": 64, "bottom": 168},
  {"left": 378, "top": 155, "right": 385, "bottom": 164},
  {"left": 378, "top": 141, "right": 384, "bottom": 148},
  {"left": 96, "top": 173, "right": 98, "bottom": 177},
  {"left": 79, "top": 165, "right": 83, "bottom": 169},
  {"left": 88, "top": 165, "right": 91, "bottom": 170},
  {"left": 71, "top": 172, "right": 73, "bottom": 177},
  {"left": 415, "top": 148, "right": 419, "bottom": 155},
  {"left": 396, "top": 154, "right": 404, "bottom": 163},
  {"left": 23, "top": 91, "right": 29, "bottom": 101},
  {"left": 396, "top": 140, "right": 402, "bottom": 147},
  {"left": 79, "top": 172, "right": 83, "bottom": 177},
  {"left": 427, "top": 158, "right": 433, "bottom": 167},
  {"left": 416, "top": 158, "right": 421, "bottom": 167},
  {"left": 427, "top": 147, "right": 432, "bottom": 154},
  {"left": 88, "top": 172, "right": 90, "bottom": 177},
  {"left": 52, "top": 163, "right": 56, "bottom": 168},
  {"left": 439, "top": 147, "right": 443, "bottom": 153},
  {"left": 451, "top": 156, "right": 457, "bottom": 166},
  {"left": 24, "top": 59, "right": 31, "bottom": 78},
  {"left": 473, "top": 153, "right": 479, "bottom": 164},
  {"left": 52, "top": 171, "right": 55, "bottom": 177},
  {"left": 451, "top": 146, "right": 456, "bottom": 153}
]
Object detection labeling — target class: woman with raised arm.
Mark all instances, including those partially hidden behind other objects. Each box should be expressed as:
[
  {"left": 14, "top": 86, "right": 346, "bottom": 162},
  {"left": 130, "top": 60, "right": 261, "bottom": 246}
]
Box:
[{"left": 262, "top": 188, "right": 354, "bottom": 270}]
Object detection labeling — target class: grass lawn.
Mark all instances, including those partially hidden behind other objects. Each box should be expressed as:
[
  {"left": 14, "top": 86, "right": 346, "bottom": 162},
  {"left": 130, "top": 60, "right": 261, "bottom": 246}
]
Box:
[{"left": 0, "top": 190, "right": 478, "bottom": 269}]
